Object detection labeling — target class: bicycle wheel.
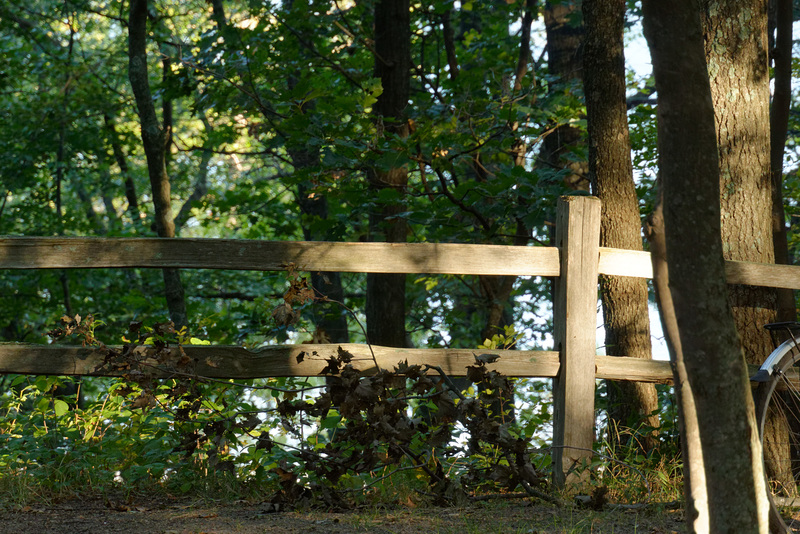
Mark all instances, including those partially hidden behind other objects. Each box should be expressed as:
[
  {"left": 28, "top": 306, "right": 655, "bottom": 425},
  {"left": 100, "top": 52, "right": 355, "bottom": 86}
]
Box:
[{"left": 755, "top": 336, "right": 800, "bottom": 508}]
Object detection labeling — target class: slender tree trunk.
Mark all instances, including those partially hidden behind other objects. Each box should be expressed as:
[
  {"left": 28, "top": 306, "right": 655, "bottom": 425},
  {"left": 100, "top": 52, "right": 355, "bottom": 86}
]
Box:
[
  {"left": 437, "top": 2, "right": 536, "bottom": 422},
  {"left": 583, "top": 0, "right": 659, "bottom": 451},
  {"left": 296, "top": 180, "right": 349, "bottom": 344},
  {"left": 366, "top": 0, "right": 411, "bottom": 348},
  {"left": 645, "top": 196, "right": 710, "bottom": 533},
  {"left": 173, "top": 148, "right": 210, "bottom": 232},
  {"left": 51, "top": 15, "right": 81, "bottom": 407},
  {"left": 476, "top": 0, "right": 536, "bottom": 354},
  {"left": 770, "top": 0, "right": 794, "bottom": 322},
  {"left": 475, "top": 0, "right": 536, "bottom": 355},
  {"left": 643, "top": 1, "right": 769, "bottom": 530},
  {"left": 74, "top": 183, "right": 105, "bottom": 234},
  {"left": 104, "top": 114, "right": 140, "bottom": 219},
  {"left": 279, "top": 0, "right": 349, "bottom": 345},
  {"left": 541, "top": 0, "right": 587, "bottom": 191},
  {"left": 288, "top": 131, "right": 348, "bottom": 344},
  {"left": 128, "top": 0, "right": 187, "bottom": 328}
]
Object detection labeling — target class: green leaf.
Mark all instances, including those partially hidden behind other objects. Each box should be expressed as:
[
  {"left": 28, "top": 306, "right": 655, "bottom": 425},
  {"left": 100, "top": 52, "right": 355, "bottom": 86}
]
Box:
[
  {"left": 53, "top": 399, "right": 69, "bottom": 417},
  {"left": 10, "top": 375, "right": 27, "bottom": 387},
  {"left": 36, "top": 397, "right": 50, "bottom": 413}
]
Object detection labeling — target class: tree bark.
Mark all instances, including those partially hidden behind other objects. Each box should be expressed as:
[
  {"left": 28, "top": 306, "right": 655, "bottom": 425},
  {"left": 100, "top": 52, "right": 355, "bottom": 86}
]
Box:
[
  {"left": 541, "top": 0, "right": 587, "bottom": 191},
  {"left": 296, "top": 182, "right": 349, "bottom": 344},
  {"left": 643, "top": 1, "right": 770, "bottom": 531},
  {"left": 128, "top": 0, "right": 187, "bottom": 328},
  {"left": 645, "top": 195, "right": 710, "bottom": 532},
  {"left": 274, "top": 0, "right": 349, "bottom": 345},
  {"left": 702, "top": 0, "right": 777, "bottom": 365},
  {"left": 769, "top": 0, "right": 794, "bottom": 323},
  {"left": 366, "top": 0, "right": 411, "bottom": 349},
  {"left": 173, "top": 148, "right": 210, "bottom": 232},
  {"left": 583, "top": 0, "right": 659, "bottom": 452},
  {"left": 703, "top": 7, "right": 787, "bottom": 528}
]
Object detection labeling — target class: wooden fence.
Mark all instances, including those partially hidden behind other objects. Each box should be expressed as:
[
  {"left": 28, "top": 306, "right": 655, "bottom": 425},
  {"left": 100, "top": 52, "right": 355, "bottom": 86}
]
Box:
[{"left": 2, "top": 195, "right": 800, "bottom": 485}]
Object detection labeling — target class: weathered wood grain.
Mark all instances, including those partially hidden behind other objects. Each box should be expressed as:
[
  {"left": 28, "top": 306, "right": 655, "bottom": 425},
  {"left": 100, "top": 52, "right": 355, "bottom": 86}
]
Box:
[
  {"left": 0, "top": 237, "right": 561, "bottom": 276},
  {"left": 0, "top": 343, "right": 683, "bottom": 382},
  {"left": 724, "top": 260, "right": 800, "bottom": 289},
  {"left": 5, "top": 237, "right": 800, "bottom": 289},
  {"left": 599, "top": 247, "right": 800, "bottom": 290},
  {"left": 552, "top": 196, "right": 601, "bottom": 488},
  {"left": 594, "top": 355, "right": 672, "bottom": 383},
  {"left": 0, "top": 343, "right": 560, "bottom": 378}
]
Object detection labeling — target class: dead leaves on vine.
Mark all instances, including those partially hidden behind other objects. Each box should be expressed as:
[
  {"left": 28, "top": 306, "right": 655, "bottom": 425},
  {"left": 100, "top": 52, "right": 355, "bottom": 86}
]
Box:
[
  {"left": 47, "top": 315, "right": 199, "bottom": 413},
  {"left": 274, "top": 351, "right": 550, "bottom": 505},
  {"left": 272, "top": 263, "right": 316, "bottom": 327}
]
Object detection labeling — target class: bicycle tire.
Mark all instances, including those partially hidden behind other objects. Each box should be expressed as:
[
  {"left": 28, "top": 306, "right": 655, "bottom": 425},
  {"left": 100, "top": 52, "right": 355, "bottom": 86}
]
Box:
[{"left": 755, "top": 335, "right": 800, "bottom": 510}]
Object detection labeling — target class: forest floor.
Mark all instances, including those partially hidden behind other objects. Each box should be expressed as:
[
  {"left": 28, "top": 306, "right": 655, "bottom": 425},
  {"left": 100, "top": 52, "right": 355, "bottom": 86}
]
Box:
[{"left": 0, "top": 495, "right": 688, "bottom": 534}]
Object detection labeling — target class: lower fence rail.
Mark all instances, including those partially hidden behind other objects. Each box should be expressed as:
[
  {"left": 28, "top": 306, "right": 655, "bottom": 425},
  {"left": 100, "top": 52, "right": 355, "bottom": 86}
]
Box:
[{"left": 0, "top": 342, "right": 677, "bottom": 382}]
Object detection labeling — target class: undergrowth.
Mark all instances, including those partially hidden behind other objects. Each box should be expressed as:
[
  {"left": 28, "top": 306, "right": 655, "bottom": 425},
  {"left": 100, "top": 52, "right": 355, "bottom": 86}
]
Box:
[{"left": 0, "top": 283, "right": 684, "bottom": 511}]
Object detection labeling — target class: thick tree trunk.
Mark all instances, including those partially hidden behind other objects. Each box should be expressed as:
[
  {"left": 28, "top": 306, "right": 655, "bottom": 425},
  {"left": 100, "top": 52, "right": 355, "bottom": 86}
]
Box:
[
  {"left": 703, "top": 6, "right": 786, "bottom": 528},
  {"left": 128, "top": 0, "right": 187, "bottom": 328},
  {"left": 702, "top": 0, "right": 777, "bottom": 365},
  {"left": 643, "top": 1, "right": 770, "bottom": 531},
  {"left": 583, "top": 0, "right": 659, "bottom": 452},
  {"left": 366, "top": 0, "right": 411, "bottom": 349}
]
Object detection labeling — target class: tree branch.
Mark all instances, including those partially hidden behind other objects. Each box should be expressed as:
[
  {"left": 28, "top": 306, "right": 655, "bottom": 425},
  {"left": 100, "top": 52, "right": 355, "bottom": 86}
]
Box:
[{"left": 433, "top": 168, "right": 493, "bottom": 232}]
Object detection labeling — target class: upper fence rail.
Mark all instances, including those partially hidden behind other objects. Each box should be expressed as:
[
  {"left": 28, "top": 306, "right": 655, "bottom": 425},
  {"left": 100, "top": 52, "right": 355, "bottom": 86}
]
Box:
[{"left": 1, "top": 237, "right": 799, "bottom": 289}]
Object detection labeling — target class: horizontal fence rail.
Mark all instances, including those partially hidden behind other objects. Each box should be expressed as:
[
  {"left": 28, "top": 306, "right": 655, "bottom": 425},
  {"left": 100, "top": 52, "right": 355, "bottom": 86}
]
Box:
[
  {"left": 0, "top": 238, "right": 561, "bottom": 276},
  {"left": 597, "top": 247, "right": 800, "bottom": 289},
  {"left": 0, "top": 343, "right": 690, "bottom": 383},
  {"left": 2, "top": 237, "right": 799, "bottom": 289}
]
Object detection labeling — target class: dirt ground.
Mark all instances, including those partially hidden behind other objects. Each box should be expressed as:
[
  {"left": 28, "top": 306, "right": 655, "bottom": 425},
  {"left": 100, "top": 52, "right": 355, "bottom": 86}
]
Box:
[{"left": 0, "top": 496, "right": 687, "bottom": 534}]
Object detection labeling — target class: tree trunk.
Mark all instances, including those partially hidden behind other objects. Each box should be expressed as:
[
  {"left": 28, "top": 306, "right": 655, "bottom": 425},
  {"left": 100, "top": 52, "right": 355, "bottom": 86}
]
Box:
[
  {"left": 281, "top": 0, "right": 349, "bottom": 345},
  {"left": 128, "top": 0, "right": 187, "bottom": 328},
  {"left": 583, "top": 0, "right": 659, "bottom": 452},
  {"left": 104, "top": 114, "right": 140, "bottom": 219},
  {"left": 645, "top": 196, "right": 711, "bottom": 532},
  {"left": 769, "top": 0, "right": 794, "bottom": 323},
  {"left": 542, "top": 0, "right": 587, "bottom": 191},
  {"left": 288, "top": 138, "right": 348, "bottom": 344},
  {"left": 702, "top": 0, "right": 777, "bottom": 365},
  {"left": 643, "top": 1, "right": 770, "bottom": 530},
  {"left": 366, "top": 0, "right": 411, "bottom": 349},
  {"left": 703, "top": 7, "right": 786, "bottom": 528}
]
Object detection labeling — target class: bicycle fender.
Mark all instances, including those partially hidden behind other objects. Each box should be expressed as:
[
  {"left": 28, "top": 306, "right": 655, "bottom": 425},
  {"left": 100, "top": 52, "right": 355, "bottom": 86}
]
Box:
[{"left": 752, "top": 336, "right": 800, "bottom": 381}]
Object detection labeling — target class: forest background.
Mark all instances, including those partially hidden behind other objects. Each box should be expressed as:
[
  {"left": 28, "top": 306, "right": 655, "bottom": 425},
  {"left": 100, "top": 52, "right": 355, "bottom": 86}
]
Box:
[{"left": 0, "top": 0, "right": 799, "bottom": 523}]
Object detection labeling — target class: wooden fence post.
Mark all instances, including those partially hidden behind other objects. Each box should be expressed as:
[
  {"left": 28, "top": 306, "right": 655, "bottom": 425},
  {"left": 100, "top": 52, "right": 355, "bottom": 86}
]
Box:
[{"left": 552, "top": 195, "right": 601, "bottom": 489}]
